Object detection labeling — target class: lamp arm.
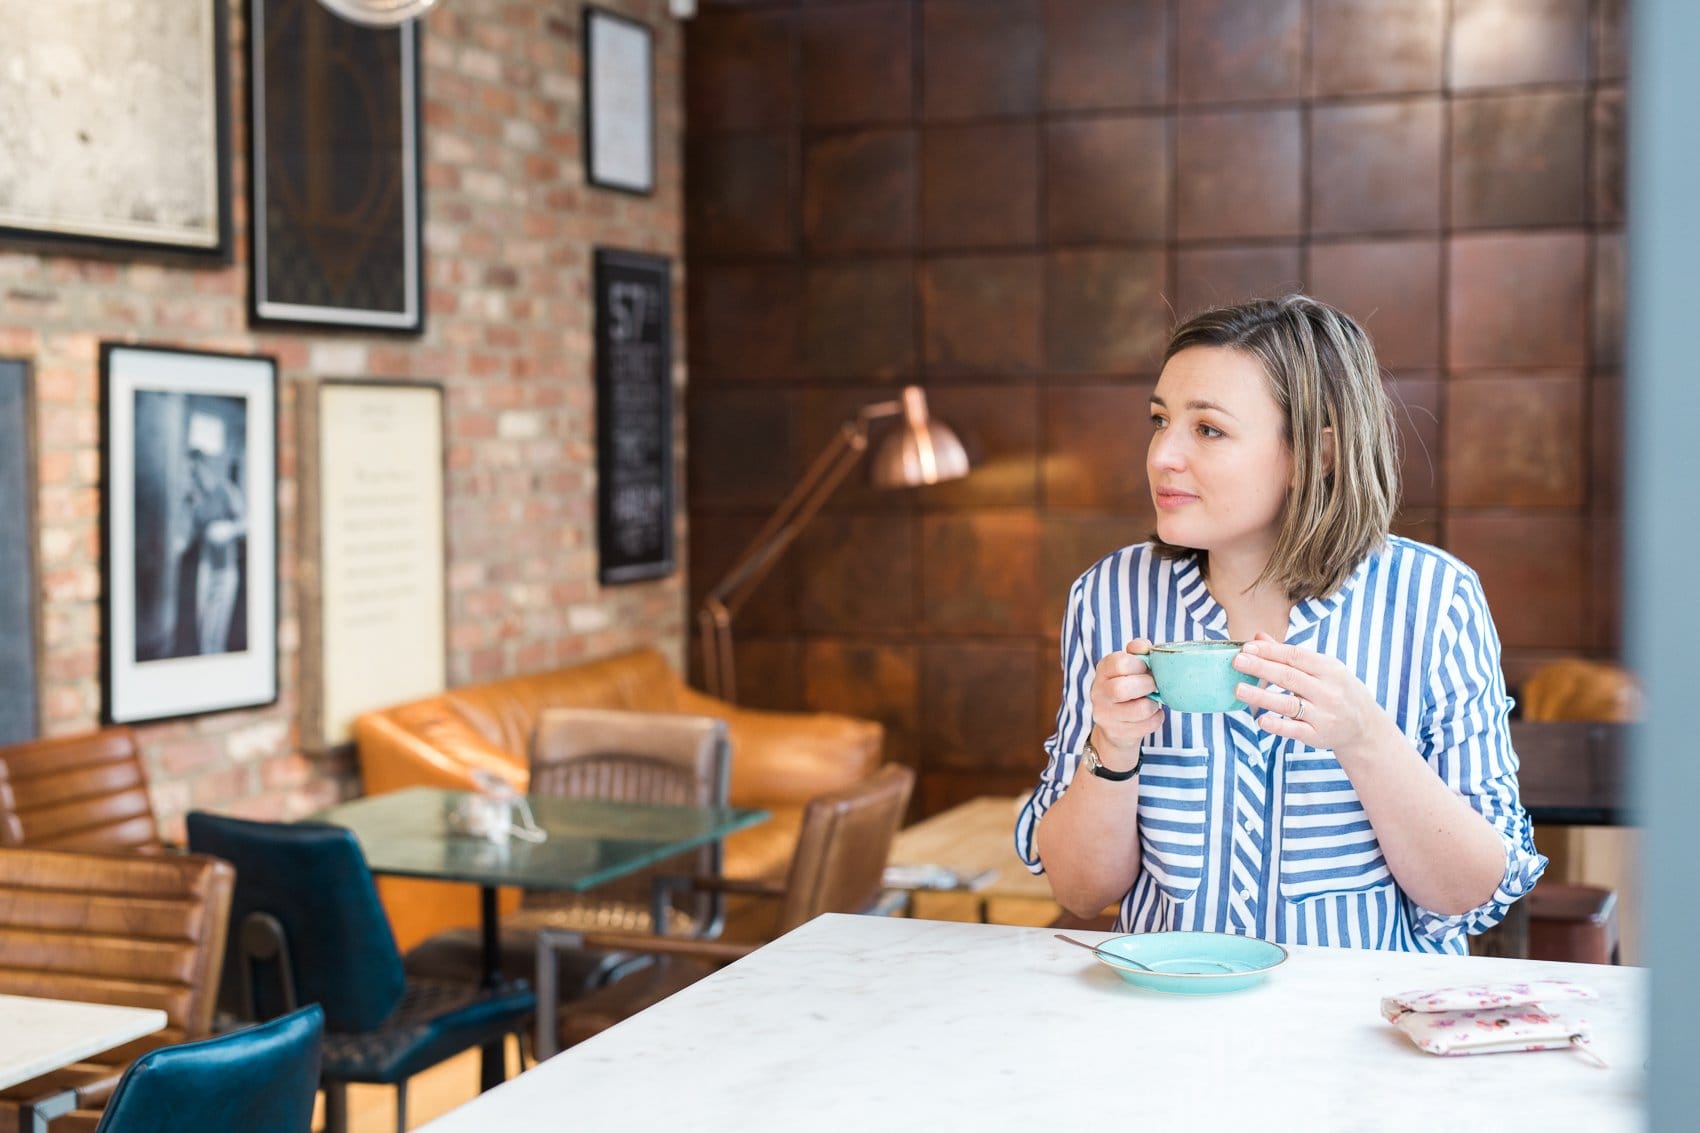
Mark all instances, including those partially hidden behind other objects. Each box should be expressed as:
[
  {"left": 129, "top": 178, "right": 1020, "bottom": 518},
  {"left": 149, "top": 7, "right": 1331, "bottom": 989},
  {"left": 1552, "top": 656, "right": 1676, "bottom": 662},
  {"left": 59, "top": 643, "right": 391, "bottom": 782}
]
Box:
[{"left": 698, "top": 400, "right": 904, "bottom": 701}]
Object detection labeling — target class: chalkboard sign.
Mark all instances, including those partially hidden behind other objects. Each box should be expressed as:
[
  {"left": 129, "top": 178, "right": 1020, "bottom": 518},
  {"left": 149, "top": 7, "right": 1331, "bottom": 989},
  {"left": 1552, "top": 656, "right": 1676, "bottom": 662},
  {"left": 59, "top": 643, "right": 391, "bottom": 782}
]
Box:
[
  {"left": 594, "top": 248, "right": 674, "bottom": 584},
  {"left": 0, "top": 358, "right": 39, "bottom": 743}
]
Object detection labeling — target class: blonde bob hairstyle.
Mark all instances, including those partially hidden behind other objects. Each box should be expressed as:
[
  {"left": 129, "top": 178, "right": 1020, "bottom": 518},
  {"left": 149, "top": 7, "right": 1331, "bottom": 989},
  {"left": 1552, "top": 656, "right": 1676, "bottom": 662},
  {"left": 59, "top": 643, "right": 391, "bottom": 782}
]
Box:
[{"left": 1150, "top": 294, "right": 1400, "bottom": 602}]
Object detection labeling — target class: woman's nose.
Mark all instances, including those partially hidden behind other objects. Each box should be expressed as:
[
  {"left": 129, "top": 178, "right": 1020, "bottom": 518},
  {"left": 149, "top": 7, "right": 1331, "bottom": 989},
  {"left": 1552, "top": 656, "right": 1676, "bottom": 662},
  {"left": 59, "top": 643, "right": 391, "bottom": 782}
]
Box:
[{"left": 1148, "top": 430, "right": 1185, "bottom": 471}]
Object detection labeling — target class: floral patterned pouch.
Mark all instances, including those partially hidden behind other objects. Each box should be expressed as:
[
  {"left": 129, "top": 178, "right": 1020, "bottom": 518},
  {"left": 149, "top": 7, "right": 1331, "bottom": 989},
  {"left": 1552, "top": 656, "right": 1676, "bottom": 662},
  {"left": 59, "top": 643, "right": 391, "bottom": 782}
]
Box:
[{"left": 1380, "top": 980, "right": 1605, "bottom": 1066}]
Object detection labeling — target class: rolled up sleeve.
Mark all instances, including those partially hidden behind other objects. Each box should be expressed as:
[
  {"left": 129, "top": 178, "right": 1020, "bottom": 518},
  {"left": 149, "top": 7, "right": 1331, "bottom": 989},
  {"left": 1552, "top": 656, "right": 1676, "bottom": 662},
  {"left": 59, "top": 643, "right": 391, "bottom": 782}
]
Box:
[{"left": 1016, "top": 573, "right": 1097, "bottom": 874}]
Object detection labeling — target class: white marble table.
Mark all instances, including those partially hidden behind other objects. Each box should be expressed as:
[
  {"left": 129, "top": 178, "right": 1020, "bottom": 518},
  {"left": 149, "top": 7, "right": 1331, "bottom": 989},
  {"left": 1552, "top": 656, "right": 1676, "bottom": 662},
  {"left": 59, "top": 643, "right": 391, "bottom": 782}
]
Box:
[
  {"left": 420, "top": 914, "right": 1647, "bottom": 1133},
  {"left": 0, "top": 994, "right": 166, "bottom": 1091}
]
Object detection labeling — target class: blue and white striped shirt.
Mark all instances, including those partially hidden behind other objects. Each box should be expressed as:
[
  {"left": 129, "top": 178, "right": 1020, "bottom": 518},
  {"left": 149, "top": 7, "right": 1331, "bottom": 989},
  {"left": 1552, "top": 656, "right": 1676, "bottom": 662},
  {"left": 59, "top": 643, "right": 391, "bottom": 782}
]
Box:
[{"left": 1016, "top": 537, "right": 1547, "bottom": 952}]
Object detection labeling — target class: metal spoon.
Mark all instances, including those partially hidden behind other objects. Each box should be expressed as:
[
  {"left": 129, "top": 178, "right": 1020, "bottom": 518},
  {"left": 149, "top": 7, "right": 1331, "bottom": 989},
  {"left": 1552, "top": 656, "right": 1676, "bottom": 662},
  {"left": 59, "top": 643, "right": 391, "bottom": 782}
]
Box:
[{"left": 1053, "top": 933, "right": 1239, "bottom": 973}]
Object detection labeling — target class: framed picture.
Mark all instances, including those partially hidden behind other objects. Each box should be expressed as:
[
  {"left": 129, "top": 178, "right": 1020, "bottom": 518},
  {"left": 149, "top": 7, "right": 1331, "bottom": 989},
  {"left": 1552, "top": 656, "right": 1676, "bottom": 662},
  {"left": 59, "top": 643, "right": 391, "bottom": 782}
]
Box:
[
  {"left": 0, "top": 0, "right": 231, "bottom": 257},
  {"left": 297, "top": 379, "right": 446, "bottom": 754},
  {"left": 100, "top": 345, "right": 278, "bottom": 725},
  {"left": 594, "top": 248, "right": 674, "bottom": 584},
  {"left": 0, "top": 358, "right": 40, "bottom": 744},
  {"left": 584, "top": 8, "right": 655, "bottom": 195},
  {"left": 250, "top": 0, "right": 424, "bottom": 331}
]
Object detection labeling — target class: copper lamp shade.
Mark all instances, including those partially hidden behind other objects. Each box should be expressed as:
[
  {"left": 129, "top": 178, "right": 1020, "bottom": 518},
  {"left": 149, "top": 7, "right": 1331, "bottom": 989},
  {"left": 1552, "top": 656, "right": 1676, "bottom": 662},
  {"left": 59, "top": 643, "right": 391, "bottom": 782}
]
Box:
[
  {"left": 698, "top": 385, "right": 970, "bottom": 702},
  {"left": 869, "top": 386, "right": 971, "bottom": 489}
]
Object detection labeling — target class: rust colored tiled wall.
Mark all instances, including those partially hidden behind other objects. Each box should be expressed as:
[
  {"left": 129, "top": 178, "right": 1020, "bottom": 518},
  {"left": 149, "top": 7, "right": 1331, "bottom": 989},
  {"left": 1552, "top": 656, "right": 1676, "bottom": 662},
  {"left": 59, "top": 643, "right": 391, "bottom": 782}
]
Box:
[{"left": 685, "top": 0, "right": 1627, "bottom": 816}]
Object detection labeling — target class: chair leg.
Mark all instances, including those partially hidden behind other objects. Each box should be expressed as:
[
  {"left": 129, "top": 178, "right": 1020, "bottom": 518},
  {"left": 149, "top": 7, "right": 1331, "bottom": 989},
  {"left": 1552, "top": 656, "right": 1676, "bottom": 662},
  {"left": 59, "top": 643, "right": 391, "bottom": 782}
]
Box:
[
  {"left": 394, "top": 1081, "right": 408, "bottom": 1133},
  {"left": 323, "top": 1083, "right": 349, "bottom": 1133}
]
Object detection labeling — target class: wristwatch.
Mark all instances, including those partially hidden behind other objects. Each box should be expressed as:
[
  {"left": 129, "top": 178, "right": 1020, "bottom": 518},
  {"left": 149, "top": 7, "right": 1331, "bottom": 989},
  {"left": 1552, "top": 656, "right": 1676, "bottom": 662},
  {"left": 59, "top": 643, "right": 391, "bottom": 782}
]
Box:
[{"left": 1082, "top": 738, "right": 1141, "bottom": 781}]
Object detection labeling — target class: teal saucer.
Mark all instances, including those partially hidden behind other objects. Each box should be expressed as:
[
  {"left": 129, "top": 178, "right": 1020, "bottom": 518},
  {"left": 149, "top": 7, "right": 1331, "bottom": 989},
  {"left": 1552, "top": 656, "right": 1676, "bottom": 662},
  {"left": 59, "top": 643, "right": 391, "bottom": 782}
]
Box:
[{"left": 1086, "top": 931, "right": 1288, "bottom": 995}]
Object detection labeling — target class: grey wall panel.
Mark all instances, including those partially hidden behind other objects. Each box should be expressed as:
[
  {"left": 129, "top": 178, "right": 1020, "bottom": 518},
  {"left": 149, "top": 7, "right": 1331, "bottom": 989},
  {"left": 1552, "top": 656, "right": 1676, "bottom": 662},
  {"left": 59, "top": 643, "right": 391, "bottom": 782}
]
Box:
[{"left": 0, "top": 358, "right": 38, "bottom": 743}]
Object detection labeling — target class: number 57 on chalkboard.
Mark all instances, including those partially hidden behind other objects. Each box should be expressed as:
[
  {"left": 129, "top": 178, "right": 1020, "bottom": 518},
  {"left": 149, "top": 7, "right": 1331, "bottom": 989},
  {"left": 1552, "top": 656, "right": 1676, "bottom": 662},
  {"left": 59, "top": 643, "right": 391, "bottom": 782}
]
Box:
[{"left": 593, "top": 248, "right": 675, "bottom": 585}]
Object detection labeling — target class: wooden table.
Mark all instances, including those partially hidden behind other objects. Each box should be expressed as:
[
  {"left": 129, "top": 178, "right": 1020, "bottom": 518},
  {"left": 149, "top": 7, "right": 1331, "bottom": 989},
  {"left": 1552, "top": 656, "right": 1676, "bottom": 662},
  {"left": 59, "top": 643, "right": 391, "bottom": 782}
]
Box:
[
  {"left": 885, "top": 795, "right": 1060, "bottom": 925},
  {"left": 1, "top": 994, "right": 166, "bottom": 1131},
  {"left": 417, "top": 914, "right": 1646, "bottom": 1132}
]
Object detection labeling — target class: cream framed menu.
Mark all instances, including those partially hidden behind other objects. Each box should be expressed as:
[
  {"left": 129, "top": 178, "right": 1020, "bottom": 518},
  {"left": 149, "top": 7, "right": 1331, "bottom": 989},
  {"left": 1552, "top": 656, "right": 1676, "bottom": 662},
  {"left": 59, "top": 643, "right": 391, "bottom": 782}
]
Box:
[{"left": 299, "top": 380, "right": 445, "bottom": 753}]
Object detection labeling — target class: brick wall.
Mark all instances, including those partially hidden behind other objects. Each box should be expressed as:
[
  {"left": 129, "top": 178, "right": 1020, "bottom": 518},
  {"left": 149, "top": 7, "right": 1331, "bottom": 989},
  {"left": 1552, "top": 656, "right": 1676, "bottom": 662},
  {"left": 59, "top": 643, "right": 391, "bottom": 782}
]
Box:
[
  {"left": 0, "top": 0, "right": 686, "bottom": 836},
  {"left": 683, "top": 0, "right": 1628, "bottom": 816}
]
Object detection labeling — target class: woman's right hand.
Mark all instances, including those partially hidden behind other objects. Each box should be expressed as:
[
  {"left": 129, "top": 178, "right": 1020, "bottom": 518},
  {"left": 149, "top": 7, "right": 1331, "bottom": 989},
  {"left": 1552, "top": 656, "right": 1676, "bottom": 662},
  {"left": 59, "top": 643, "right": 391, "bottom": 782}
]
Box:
[{"left": 1089, "top": 639, "right": 1165, "bottom": 758}]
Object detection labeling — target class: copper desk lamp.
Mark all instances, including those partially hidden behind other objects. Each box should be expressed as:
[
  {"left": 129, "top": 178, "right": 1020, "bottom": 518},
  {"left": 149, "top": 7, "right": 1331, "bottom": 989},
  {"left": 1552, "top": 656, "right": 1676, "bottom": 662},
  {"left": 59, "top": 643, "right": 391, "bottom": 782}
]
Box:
[{"left": 698, "top": 386, "right": 970, "bottom": 703}]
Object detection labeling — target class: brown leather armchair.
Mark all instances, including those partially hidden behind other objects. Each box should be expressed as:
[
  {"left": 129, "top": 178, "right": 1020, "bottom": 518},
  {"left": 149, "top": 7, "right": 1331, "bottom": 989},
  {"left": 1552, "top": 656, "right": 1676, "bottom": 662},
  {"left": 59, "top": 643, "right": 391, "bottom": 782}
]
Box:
[
  {"left": 353, "top": 647, "right": 885, "bottom": 949},
  {"left": 1522, "top": 658, "right": 1642, "bottom": 724}
]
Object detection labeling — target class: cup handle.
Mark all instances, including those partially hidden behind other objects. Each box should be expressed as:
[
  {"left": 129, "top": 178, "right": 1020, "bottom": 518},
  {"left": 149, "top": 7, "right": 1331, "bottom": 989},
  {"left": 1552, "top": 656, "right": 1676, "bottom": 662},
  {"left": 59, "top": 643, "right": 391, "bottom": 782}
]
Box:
[{"left": 1146, "top": 690, "right": 1163, "bottom": 705}]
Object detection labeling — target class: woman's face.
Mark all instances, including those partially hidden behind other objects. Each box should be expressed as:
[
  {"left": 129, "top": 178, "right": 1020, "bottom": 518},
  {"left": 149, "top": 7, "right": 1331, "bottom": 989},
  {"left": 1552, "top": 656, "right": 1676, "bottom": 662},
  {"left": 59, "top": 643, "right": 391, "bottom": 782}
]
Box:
[{"left": 1147, "top": 345, "right": 1293, "bottom": 562}]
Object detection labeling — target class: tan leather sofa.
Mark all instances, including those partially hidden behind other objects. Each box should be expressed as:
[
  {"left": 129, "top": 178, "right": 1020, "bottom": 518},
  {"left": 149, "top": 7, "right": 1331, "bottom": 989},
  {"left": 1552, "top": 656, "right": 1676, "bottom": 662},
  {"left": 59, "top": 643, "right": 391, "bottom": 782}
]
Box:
[{"left": 354, "top": 646, "right": 885, "bottom": 949}]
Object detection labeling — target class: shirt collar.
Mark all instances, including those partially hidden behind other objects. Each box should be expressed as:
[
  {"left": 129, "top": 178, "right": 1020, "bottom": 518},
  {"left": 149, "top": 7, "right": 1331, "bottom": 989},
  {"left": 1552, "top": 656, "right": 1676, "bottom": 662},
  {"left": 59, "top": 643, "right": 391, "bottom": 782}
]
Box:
[
  {"left": 1169, "top": 547, "right": 1378, "bottom": 641},
  {"left": 1287, "top": 550, "right": 1376, "bottom": 639},
  {"left": 1171, "top": 554, "right": 1231, "bottom": 636}
]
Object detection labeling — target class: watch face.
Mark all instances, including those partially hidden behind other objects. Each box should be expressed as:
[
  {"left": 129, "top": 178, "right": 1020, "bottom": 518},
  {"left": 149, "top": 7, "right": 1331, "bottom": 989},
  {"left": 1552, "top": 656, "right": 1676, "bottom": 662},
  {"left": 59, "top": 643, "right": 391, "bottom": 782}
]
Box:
[{"left": 1086, "top": 741, "right": 1138, "bottom": 780}]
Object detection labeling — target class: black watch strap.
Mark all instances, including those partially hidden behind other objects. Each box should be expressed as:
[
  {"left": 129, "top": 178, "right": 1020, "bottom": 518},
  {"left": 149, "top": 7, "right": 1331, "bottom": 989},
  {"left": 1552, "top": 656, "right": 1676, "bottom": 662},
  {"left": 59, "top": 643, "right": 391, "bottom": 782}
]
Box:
[{"left": 1083, "top": 739, "right": 1140, "bottom": 781}]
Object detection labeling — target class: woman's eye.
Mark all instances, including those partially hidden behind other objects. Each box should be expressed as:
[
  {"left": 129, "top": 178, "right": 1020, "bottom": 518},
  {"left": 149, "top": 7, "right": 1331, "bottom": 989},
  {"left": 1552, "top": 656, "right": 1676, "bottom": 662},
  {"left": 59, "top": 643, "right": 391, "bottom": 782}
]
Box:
[
  {"left": 1197, "top": 423, "right": 1223, "bottom": 439},
  {"left": 1150, "top": 413, "right": 1168, "bottom": 429}
]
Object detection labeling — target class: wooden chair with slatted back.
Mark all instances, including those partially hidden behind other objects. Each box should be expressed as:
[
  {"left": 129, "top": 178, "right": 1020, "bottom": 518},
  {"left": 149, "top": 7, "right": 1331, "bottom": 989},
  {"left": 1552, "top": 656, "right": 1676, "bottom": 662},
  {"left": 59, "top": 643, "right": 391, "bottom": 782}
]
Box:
[
  {"left": 0, "top": 847, "right": 235, "bottom": 1132},
  {"left": 1523, "top": 657, "right": 1640, "bottom": 965},
  {"left": 0, "top": 728, "right": 162, "bottom": 852},
  {"left": 534, "top": 762, "right": 916, "bottom": 1057}
]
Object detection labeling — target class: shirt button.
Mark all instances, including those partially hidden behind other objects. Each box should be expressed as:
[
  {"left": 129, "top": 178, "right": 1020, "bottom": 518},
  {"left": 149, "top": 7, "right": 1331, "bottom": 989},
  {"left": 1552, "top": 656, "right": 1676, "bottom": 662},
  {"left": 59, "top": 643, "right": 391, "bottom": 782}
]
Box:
[
  {"left": 1240, "top": 888, "right": 1254, "bottom": 901},
  {"left": 1242, "top": 816, "right": 1254, "bottom": 830}
]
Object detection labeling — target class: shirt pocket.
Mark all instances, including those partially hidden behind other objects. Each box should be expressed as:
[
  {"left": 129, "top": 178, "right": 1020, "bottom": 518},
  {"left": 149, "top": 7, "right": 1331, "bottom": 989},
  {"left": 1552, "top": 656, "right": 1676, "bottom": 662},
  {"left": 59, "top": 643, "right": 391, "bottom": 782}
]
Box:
[
  {"left": 1278, "top": 749, "right": 1392, "bottom": 902},
  {"left": 1136, "top": 745, "right": 1211, "bottom": 903}
]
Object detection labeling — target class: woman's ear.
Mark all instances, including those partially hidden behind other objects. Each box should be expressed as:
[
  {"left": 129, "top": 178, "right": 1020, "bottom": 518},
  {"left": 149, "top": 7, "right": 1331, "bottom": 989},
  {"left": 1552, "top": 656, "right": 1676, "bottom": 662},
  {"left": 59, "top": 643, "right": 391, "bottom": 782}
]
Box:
[{"left": 1320, "top": 426, "right": 1336, "bottom": 478}]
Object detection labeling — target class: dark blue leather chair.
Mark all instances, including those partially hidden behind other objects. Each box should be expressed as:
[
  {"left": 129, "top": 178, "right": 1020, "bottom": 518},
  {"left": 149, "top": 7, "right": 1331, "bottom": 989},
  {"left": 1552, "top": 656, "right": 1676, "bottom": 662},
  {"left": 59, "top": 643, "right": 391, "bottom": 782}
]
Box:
[
  {"left": 186, "top": 812, "right": 535, "bottom": 1133},
  {"left": 93, "top": 1005, "right": 323, "bottom": 1133}
]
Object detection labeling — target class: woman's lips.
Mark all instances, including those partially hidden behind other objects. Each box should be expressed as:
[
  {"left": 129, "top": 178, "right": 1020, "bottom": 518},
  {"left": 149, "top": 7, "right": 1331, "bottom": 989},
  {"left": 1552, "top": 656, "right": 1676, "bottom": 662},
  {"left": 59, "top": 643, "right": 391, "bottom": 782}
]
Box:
[{"left": 1155, "top": 488, "right": 1198, "bottom": 511}]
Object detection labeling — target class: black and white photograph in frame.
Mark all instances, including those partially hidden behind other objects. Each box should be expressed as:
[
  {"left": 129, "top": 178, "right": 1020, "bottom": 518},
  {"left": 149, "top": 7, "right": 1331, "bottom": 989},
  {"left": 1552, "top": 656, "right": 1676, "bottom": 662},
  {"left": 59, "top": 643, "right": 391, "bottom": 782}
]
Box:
[
  {"left": 583, "top": 7, "right": 655, "bottom": 195},
  {"left": 101, "top": 344, "right": 278, "bottom": 725},
  {"left": 250, "top": 0, "right": 423, "bottom": 331},
  {"left": 0, "top": 0, "right": 231, "bottom": 257}
]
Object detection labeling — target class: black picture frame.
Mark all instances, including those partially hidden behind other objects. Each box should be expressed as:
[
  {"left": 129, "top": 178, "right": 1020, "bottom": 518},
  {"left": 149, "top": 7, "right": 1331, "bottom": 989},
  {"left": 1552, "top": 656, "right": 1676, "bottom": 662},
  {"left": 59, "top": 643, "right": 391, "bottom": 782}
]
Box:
[
  {"left": 0, "top": 358, "right": 41, "bottom": 744},
  {"left": 0, "top": 0, "right": 232, "bottom": 258},
  {"left": 594, "top": 248, "right": 674, "bottom": 584},
  {"left": 584, "top": 7, "right": 656, "bottom": 195},
  {"left": 100, "top": 344, "right": 279, "bottom": 725},
  {"left": 249, "top": 0, "right": 425, "bottom": 332}
]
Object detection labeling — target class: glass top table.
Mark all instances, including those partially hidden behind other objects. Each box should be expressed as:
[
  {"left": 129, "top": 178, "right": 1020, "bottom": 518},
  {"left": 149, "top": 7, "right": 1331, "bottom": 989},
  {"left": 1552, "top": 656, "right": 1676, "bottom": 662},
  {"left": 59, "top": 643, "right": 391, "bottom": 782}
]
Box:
[
  {"left": 312, "top": 787, "right": 768, "bottom": 1091},
  {"left": 313, "top": 787, "right": 769, "bottom": 893}
]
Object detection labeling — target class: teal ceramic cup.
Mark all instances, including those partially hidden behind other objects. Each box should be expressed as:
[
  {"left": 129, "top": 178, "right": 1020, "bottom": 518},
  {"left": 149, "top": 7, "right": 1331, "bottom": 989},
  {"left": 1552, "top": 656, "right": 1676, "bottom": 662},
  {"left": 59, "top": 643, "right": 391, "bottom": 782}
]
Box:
[{"left": 1144, "top": 641, "right": 1248, "bottom": 713}]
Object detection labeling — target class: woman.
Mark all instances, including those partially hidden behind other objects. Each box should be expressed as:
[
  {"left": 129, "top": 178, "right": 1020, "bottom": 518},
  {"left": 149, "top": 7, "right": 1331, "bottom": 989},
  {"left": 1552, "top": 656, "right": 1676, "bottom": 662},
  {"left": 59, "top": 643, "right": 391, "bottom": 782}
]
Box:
[{"left": 1017, "top": 294, "right": 1544, "bottom": 952}]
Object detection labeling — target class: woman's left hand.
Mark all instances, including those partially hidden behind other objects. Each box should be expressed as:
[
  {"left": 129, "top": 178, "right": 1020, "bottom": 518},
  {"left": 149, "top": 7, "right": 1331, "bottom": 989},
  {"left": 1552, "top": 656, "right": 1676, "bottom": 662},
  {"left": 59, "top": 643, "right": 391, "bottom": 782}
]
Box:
[{"left": 1232, "top": 632, "right": 1387, "bottom": 753}]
